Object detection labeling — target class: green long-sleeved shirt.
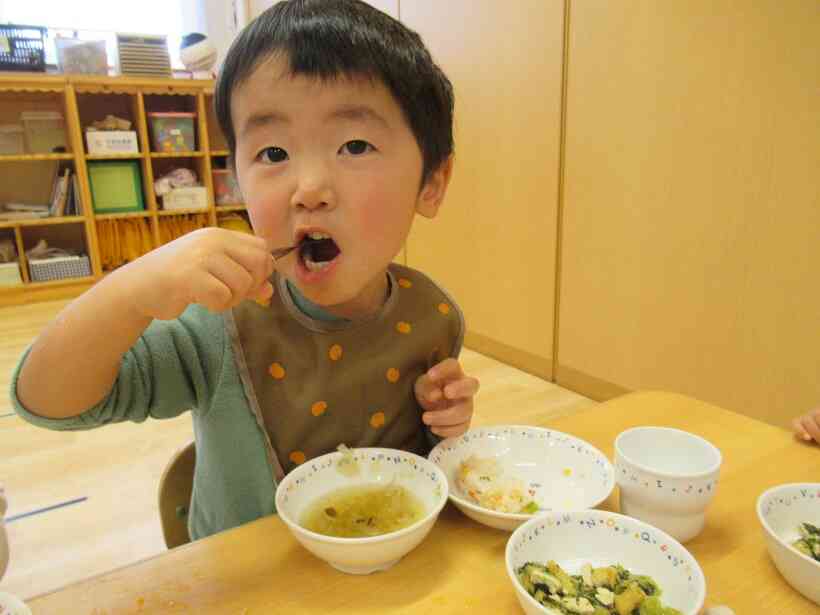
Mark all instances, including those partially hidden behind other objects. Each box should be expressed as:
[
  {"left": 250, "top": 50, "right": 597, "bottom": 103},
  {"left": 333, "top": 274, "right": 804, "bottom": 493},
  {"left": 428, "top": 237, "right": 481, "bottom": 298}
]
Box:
[{"left": 10, "top": 266, "right": 459, "bottom": 541}]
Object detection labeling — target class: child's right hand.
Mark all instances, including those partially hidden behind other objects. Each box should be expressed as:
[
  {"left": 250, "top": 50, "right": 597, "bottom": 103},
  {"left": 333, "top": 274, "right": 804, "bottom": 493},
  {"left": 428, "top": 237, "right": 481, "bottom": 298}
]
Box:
[
  {"left": 792, "top": 407, "right": 820, "bottom": 445},
  {"left": 124, "top": 227, "right": 275, "bottom": 320}
]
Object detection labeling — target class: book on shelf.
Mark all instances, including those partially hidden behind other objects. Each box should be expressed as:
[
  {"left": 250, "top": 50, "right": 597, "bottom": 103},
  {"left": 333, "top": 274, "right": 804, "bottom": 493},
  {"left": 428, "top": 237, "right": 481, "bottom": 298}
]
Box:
[
  {"left": 49, "top": 167, "right": 71, "bottom": 217},
  {"left": 0, "top": 210, "right": 50, "bottom": 221}
]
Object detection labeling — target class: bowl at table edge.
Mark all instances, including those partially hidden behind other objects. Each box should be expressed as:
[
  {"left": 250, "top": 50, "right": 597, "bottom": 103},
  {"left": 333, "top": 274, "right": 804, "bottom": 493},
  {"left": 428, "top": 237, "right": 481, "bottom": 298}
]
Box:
[
  {"left": 274, "top": 447, "right": 448, "bottom": 575},
  {"left": 505, "top": 510, "right": 706, "bottom": 615},
  {"left": 756, "top": 483, "right": 820, "bottom": 605}
]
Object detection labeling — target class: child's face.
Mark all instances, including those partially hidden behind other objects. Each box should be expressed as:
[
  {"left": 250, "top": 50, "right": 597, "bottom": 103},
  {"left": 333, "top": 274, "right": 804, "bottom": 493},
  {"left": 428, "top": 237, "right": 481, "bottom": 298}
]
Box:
[{"left": 231, "top": 57, "right": 450, "bottom": 318}]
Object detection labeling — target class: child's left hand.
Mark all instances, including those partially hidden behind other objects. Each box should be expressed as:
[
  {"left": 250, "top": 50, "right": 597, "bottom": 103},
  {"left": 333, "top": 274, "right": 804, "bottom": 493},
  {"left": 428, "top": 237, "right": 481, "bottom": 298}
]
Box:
[
  {"left": 793, "top": 407, "right": 820, "bottom": 444},
  {"left": 414, "top": 358, "right": 479, "bottom": 438}
]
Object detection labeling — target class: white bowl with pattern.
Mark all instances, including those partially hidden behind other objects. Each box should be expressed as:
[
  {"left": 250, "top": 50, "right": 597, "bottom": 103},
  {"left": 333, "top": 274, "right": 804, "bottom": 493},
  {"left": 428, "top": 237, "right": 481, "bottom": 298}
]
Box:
[
  {"left": 275, "top": 447, "right": 448, "bottom": 574},
  {"left": 428, "top": 426, "right": 615, "bottom": 532},
  {"left": 506, "top": 510, "right": 706, "bottom": 615},
  {"left": 615, "top": 426, "right": 722, "bottom": 543},
  {"left": 756, "top": 483, "right": 820, "bottom": 605}
]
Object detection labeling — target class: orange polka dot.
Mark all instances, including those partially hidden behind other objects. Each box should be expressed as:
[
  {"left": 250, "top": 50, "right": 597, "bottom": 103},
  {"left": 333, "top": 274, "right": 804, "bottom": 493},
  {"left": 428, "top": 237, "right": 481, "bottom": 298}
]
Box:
[
  {"left": 396, "top": 321, "right": 412, "bottom": 334},
  {"left": 386, "top": 368, "right": 400, "bottom": 383},
  {"left": 438, "top": 303, "right": 451, "bottom": 315},
  {"left": 289, "top": 451, "right": 306, "bottom": 465},
  {"left": 398, "top": 278, "right": 413, "bottom": 288},
  {"left": 311, "top": 401, "right": 328, "bottom": 417},
  {"left": 329, "top": 344, "right": 343, "bottom": 361},
  {"left": 370, "top": 411, "right": 386, "bottom": 429},
  {"left": 269, "top": 362, "right": 286, "bottom": 379}
]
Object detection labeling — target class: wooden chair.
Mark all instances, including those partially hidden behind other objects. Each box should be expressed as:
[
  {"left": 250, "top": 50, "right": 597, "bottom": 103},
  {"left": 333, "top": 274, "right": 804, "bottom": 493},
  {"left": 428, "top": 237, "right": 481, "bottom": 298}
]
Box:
[{"left": 158, "top": 441, "right": 196, "bottom": 549}]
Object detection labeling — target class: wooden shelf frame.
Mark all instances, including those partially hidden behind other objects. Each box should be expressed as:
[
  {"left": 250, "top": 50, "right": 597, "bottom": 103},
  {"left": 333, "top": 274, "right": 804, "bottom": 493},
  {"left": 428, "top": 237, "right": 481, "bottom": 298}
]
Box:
[{"left": 0, "top": 73, "right": 242, "bottom": 307}]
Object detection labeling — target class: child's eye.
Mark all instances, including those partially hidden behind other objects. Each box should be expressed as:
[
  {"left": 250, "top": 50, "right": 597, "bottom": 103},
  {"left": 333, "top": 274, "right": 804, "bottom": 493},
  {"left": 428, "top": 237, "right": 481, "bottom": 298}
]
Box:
[
  {"left": 339, "top": 140, "right": 375, "bottom": 156},
  {"left": 258, "top": 147, "right": 289, "bottom": 164}
]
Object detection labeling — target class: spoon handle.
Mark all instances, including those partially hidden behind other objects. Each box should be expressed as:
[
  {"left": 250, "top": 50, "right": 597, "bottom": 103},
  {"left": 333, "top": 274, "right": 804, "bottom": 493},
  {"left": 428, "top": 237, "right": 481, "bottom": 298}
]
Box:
[{"left": 271, "top": 245, "right": 297, "bottom": 260}]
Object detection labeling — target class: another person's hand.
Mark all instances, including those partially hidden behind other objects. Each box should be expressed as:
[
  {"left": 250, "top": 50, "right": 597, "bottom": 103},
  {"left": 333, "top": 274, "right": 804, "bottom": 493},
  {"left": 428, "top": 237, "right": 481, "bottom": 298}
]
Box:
[
  {"left": 792, "top": 407, "right": 820, "bottom": 444},
  {"left": 124, "top": 227, "right": 274, "bottom": 320},
  {"left": 414, "top": 358, "right": 479, "bottom": 438}
]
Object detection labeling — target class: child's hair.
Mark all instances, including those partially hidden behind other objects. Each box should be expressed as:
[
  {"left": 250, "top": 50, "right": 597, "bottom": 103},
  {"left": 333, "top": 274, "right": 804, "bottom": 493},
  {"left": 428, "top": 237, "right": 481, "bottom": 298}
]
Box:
[{"left": 214, "top": 0, "right": 454, "bottom": 185}]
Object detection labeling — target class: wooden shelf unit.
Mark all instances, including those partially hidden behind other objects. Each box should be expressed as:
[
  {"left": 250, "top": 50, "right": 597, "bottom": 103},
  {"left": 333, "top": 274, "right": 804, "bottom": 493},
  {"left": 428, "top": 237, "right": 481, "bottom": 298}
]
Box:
[{"left": 0, "top": 73, "right": 245, "bottom": 307}]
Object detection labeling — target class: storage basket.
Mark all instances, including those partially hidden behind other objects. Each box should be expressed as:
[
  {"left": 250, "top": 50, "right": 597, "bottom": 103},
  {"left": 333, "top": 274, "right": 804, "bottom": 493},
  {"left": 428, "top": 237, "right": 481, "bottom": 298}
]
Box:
[
  {"left": 0, "top": 262, "right": 23, "bottom": 286},
  {"left": 147, "top": 112, "right": 197, "bottom": 152},
  {"left": 21, "top": 111, "right": 67, "bottom": 154},
  {"left": 0, "top": 124, "right": 25, "bottom": 155},
  {"left": 29, "top": 255, "right": 91, "bottom": 282},
  {"left": 212, "top": 169, "right": 242, "bottom": 205},
  {"left": 0, "top": 24, "right": 47, "bottom": 72}
]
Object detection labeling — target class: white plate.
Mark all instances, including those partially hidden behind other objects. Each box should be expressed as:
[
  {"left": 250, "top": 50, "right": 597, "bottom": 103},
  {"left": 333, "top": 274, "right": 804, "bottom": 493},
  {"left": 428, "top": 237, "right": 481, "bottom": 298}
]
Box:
[
  {"left": 429, "top": 426, "right": 614, "bottom": 531},
  {"left": 506, "top": 510, "right": 706, "bottom": 615}
]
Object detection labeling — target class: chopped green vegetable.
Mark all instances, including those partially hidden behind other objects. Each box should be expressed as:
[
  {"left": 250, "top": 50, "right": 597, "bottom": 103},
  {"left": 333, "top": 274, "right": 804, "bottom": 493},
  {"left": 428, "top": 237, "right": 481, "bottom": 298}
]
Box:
[
  {"left": 516, "top": 561, "right": 682, "bottom": 615},
  {"left": 792, "top": 521, "right": 820, "bottom": 562},
  {"left": 521, "top": 501, "right": 540, "bottom": 514}
]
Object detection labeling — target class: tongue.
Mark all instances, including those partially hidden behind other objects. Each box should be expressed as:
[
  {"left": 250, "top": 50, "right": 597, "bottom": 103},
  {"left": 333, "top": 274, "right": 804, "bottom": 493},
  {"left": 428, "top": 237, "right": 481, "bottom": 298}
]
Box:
[{"left": 304, "top": 238, "right": 340, "bottom": 263}]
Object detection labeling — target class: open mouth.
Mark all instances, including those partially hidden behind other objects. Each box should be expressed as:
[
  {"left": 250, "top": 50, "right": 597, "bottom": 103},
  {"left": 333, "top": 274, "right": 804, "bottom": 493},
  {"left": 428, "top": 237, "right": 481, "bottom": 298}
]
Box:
[{"left": 298, "top": 232, "right": 341, "bottom": 272}]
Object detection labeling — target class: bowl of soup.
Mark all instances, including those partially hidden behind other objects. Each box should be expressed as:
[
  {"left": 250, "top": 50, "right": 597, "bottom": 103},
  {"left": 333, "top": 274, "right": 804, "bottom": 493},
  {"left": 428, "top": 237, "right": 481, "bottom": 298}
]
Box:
[{"left": 275, "top": 446, "right": 449, "bottom": 574}]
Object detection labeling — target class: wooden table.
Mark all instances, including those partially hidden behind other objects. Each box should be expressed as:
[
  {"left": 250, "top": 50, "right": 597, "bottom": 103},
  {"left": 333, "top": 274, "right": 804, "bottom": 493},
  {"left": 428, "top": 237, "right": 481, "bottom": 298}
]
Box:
[{"left": 28, "top": 391, "right": 820, "bottom": 614}]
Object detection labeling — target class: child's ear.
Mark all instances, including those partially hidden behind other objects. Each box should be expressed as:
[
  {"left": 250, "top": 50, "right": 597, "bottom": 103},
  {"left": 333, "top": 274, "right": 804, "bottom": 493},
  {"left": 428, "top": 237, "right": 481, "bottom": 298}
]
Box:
[{"left": 415, "top": 155, "right": 453, "bottom": 219}]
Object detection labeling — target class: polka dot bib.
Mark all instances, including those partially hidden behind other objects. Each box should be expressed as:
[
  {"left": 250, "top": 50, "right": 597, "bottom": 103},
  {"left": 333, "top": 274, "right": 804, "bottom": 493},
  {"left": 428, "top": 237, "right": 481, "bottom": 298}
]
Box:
[{"left": 226, "top": 264, "right": 464, "bottom": 480}]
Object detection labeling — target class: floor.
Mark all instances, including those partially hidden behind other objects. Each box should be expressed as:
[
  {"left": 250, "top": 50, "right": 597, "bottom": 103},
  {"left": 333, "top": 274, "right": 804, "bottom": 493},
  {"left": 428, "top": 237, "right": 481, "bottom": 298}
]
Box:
[{"left": 0, "top": 298, "right": 595, "bottom": 600}]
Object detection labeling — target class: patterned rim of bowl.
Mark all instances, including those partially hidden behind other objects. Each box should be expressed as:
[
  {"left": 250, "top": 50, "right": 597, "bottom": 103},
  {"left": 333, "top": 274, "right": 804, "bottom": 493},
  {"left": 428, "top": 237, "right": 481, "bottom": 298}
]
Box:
[
  {"left": 756, "top": 482, "right": 820, "bottom": 570},
  {"left": 429, "top": 425, "right": 615, "bottom": 522},
  {"left": 505, "top": 510, "right": 707, "bottom": 615},
  {"left": 275, "top": 447, "right": 449, "bottom": 545}
]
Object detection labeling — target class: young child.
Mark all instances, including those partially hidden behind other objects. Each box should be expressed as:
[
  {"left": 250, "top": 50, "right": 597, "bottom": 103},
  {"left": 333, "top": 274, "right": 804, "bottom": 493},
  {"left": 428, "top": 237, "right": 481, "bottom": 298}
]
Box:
[
  {"left": 11, "top": 0, "right": 478, "bottom": 541},
  {"left": 793, "top": 407, "right": 820, "bottom": 444}
]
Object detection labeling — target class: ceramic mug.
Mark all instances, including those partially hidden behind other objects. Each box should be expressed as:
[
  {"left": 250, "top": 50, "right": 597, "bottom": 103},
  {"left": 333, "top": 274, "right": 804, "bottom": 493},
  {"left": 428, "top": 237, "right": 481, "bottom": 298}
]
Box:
[{"left": 615, "top": 426, "right": 722, "bottom": 543}]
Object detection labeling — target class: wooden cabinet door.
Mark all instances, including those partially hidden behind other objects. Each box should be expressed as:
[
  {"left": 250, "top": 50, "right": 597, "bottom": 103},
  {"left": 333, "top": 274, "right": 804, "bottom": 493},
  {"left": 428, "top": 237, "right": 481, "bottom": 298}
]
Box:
[
  {"left": 558, "top": 0, "right": 820, "bottom": 426},
  {"left": 401, "top": 0, "right": 565, "bottom": 378}
]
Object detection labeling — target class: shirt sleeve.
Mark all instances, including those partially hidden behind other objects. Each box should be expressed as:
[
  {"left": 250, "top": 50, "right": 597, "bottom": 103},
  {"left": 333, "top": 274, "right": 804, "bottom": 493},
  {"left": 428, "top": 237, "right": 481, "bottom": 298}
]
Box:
[{"left": 10, "top": 305, "right": 226, "bottom": 431}]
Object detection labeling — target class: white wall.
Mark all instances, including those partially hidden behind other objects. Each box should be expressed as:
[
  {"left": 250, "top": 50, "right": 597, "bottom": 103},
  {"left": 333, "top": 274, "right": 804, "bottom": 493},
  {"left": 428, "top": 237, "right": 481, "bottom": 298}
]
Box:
[{"left": 250, "top": 0, "right": 398, "bottom": 19}]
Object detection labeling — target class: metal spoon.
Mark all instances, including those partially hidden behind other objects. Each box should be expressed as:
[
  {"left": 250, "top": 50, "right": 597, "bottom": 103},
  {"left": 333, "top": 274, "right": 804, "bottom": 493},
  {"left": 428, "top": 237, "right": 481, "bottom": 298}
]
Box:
[{"left": 271, "top": 245, "right": 297, "bottom": 260}]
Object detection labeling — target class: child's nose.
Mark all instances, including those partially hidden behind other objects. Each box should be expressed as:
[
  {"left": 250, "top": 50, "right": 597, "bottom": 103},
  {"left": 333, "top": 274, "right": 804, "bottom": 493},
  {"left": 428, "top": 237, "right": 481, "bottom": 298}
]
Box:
[{"left": 290, "top": 166, "right": 335, "bottom": 211}]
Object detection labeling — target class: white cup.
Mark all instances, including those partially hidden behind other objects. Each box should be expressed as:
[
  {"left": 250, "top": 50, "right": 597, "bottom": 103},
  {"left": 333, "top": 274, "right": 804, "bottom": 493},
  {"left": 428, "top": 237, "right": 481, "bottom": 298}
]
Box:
[{"left": 614, "top": 426, "right": 722, "bottom": 543}]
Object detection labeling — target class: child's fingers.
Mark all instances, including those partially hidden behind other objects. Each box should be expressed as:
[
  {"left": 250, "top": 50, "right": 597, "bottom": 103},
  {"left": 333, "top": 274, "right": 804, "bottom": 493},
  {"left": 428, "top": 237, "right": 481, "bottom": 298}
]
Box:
[
  {"left": 443, "top": 376, "right": 480, "bottom": 400},
  {"left": 414, "top": 373, "right": 443, "bottom": 408},
  {"left": 799, "top": 414, "right": 820, "bottom": 444},
  {"left": 204, "top": 255, "right": 257, "bottom": 306},
  {"left": 223, "top": 237, "right": 275, "bottom": 291},
  {"left": 192, "top": 274, "right": 235, "bottom": 313},
  {"left": 793, "top": 418, "right": 812, "bottom": 441},
  {"left": 423, "top": 400, "right": 472, "bottom": 428},
  {"left": 427, "top": 357, "right": 464, "bottom": 384},
  {"left": 431, "top": 421, "right": 471, "bottom": 439}
]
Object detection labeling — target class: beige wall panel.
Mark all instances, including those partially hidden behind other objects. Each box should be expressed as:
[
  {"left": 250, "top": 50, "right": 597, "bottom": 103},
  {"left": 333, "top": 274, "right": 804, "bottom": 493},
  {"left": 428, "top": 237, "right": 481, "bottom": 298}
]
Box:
[
  {"left": 559, "top": 1, "right": 820, "bottom": 426},
  {"left": 402, "top": 0, "right": 565, "bottom": 372}
]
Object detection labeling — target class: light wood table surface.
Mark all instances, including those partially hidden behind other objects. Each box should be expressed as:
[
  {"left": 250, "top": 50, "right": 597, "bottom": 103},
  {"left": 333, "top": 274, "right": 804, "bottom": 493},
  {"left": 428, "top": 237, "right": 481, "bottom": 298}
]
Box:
[{"left": 28, "top": 391, "right": 820, "bottom": 614}]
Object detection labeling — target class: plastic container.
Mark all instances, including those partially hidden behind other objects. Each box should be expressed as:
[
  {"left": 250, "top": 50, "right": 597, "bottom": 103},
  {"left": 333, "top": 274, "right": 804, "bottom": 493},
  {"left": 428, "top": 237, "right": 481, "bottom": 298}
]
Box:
[
  {"left": 0, "top": 262, "right": 23, "bottom": 286},
  {"left": 55, "top": 38, "right": 108, "bottom": 75},
  {"left": 147, "top": 112, "right": 196, "bottom": 152},
  {"left": 212, "top": 169, "right": 242, "bottom": 205},
  {"left": 85, "top": 130, "right": 139, "bottom": 154},
  {"left": 29, "top": 255, "right": 91, "bottom": 282},
  {"left": 0, "top": 124, "right": 25, "bottom": 155},
  {"left": 0, "top": 23, "right": 46, "bottom": 72},
  {"left": 20, "top": 111, "right": 67, "bottom": 154},
  {"left": 162, "top": 186, "right": 208, "bottom": 210}
]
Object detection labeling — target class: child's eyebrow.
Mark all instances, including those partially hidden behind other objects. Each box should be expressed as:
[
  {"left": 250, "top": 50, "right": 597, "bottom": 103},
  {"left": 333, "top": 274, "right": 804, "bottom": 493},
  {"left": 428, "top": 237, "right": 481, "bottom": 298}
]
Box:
[
  {"left": 240, "top": 111, "right": 290, "bottom": 139},
  {"left": 327, "top": 105, "right": 390, "bottom": 129},
  {"left": 239, "top": 105, "right": 389, "bottom": 140}
]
